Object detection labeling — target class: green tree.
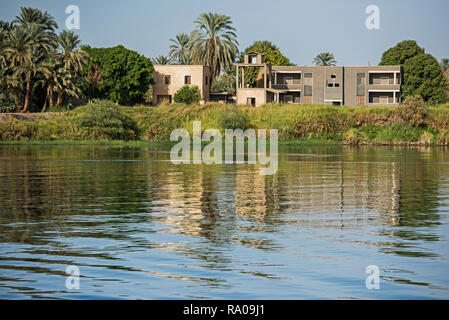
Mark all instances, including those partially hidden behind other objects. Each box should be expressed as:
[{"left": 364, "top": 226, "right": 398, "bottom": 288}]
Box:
[
  {"left": 189, "top": 12, "right": 239, "bottom": 80},
  {"left": 379, "top": 40, "right": 425, "bottom": 66},
  {"left": 240, "top": 41, "right": 292, "bottom": 66},
  {"left": 173, "top": 85, "right": 202, "bottom": 104},
  {"left": 82, "top": 45, "right": 153, "bottom": 104},
  {"left": 168, "top": 33, "right": 191, "bottom": 64},
  {"left": 239, "top": 41, "right": 293, "bottom": 87},
  {"left": 152, "top": 55, "right": 170, "bottom": 65},
  {"left": 2, "top": 23, "right": 56, "bottom": 111},
  {"left": 54, "top": 30, "right": 89, "bottom": 106},
  {"left": 211, "top": 74, "right": 235, "bottom": 93},
  {"left": 403, "top": 53, "right": 448, "bottom": 104},
  {"left": 313, "top": 52, "right": 336, "bottom": 66}
]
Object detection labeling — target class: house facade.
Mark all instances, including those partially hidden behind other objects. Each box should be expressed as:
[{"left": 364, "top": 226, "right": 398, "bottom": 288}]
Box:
[
  {"left": 152, "top": 53, "right": 402, "bottom": 107},
  {"left": 236, "top": 53, "right": 402, "bottom": 107},
  {"left": 152, "top": 65, "right": 211, "bottom": 104}
]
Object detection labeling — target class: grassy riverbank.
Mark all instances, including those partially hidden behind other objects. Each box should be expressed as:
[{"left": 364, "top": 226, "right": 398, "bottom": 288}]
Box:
[{"left": 1, "top": 100, "right": 449, "bottom": 145}]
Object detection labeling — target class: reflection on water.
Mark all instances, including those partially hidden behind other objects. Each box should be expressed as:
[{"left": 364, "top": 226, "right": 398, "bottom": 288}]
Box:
[{"left": 0, "top": 145, "right": 448, "bottom": 299}]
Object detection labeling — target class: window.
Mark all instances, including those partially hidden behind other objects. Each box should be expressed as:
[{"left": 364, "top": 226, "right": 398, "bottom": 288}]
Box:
[
  {"left": 205, "top": 76, "right": 208, "bottom": 85},
  {"left": 165, "top": 75, "right": 171, "bottom": 85},
  {"left": 380, "top": 77, "right": 390, "bottom": 85},
  {"left": 251, "top": 56, "right": 257, "bottom": 64},
  {"left": 304, "top": 73, "right": 313, "bottom": 85},
  {"left": 334, "top": 83, "right": 340, "bottom": 88},
  {"left": 185, "top": 75, "right": 191, "bottom": 85},
  {"left": 330, "top": 74, "right": 336, "bottom": 79},
  {"left": 327, "top": 83, "right": 334, "bottom": 88}
]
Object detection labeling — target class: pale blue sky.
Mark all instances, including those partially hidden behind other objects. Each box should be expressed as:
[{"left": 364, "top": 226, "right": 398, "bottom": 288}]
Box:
[{"left": 1, "top": 0, "right": 448, "bottom": 66}]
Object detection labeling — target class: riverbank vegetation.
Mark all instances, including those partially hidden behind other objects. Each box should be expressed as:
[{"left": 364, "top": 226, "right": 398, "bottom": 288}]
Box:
[{"left": 1, "top": 98, "right": 449, "bottom": 145}]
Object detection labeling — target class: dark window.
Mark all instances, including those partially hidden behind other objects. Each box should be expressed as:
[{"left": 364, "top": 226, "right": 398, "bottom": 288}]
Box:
[
  {"left": 327, "top": 83, "right": 334, "bottom": 88},
  {"left": 185, "top": 75, "right": 191, "bottom": 85},
  {"left": 334, "top": 83, "right": 340, "bottom": 88},
  {"left": 165, "top": 75, "right": 171, "bottom": 85},
  {"left": 330, "top": 74, "right": 336, "bottom": 79},
  {"left": 205, "top": 76, "right": 208, "bottom": 85}
]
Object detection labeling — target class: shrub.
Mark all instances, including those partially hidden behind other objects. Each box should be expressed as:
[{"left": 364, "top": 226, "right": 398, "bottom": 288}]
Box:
[
  {"left": 173, "top": 85, "right": 202, "bottom": 105},
  {"left": 375, "top": 124, "right": 422, "bottom": 142},
  {"left": 218, "top": 107, "right": 251, "bottom": 130},
  {"left": 73, "top": 101, "right": 138, "bottom": 140},
  {"left": 360, "top": 124, "right": 381, "bottom": 141},
  {"left": 343, "top": 128, "right": 362, "bottom": 145},
  {"left": 395, "top": 95, "right": 428, "bottom": 127},
  {"left": 0, "top": 119, "right": 35, "bottom": 140}
]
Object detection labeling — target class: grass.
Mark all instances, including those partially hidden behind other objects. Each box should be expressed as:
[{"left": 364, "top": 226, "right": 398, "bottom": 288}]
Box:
[{"left": 1, "top": 101, "right": 449, "bottom": 145}]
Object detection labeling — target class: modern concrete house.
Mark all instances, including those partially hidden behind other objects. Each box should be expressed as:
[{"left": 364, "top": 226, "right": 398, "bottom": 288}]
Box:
[
  {"left": 236, "top": 53, "right": 402, "bottom": 107},
  {"left": 152, "top": 65, "right": 211, "bottom": 105},
  {"left": 152, "top": 53, "right": 402, "bottom": 107}
]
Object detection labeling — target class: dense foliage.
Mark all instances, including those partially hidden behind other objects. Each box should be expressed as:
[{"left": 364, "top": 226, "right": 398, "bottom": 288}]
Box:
[
  {"left": 403, "top": 54, "right": 448, "bottom": 104},
  {"left": 173, "top": 85, "right": 202, "bottom": 104},
  {"left": 2, "top": 103, "right": 449, "bottom": 145},
  {"left": 239, "top": 41, "right": 293, "bottom": 87},
  {"left": 211, "top": 74, "right": 235, "bottom": 93},
  {"left": 81, "top": 45, "right": 153, "bottom": 104},
  {"left": 189, "top": 13, "right": 239, "bottom": 80},
  {"left": 395, "top": 95, "right": 428, "bottom": 127},
  {"left": 379, "top": 40, "right": 448, "bottom": 103},
  {"left": 0, "top": 7, "right": 88, "bottom": 112},
  {"left": 73, "top": 100, "right": 138, "bottom": 140},
  {"left": 379, "top": 40, "right": 425, "bottom": 66}
]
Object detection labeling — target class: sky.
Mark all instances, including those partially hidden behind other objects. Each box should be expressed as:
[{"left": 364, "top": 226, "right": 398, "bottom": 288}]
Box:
[{"left": 0, "top": 0, "right": 448, "bottom": 66}]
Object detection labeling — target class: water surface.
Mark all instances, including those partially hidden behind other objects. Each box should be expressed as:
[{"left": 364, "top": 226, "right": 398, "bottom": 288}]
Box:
[{"left": 0, "top": 144, "right": 448, "bottom": 299}]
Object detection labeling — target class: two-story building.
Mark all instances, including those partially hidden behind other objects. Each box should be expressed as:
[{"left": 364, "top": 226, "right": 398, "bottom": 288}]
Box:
[
  {"left": 152, "top": 53, "right": 402, "bottom": 107},
  {"left": 236, "top": 53, "right": 402, "bottom": 106},
  {"left": 152, "top": 65, "right": 211, "bottom": 105}
]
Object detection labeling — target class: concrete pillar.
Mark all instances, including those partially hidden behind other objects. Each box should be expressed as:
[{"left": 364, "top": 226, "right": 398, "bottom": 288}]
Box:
[{"left": 264, "top": 66, "right": 267, "bottom": 89}]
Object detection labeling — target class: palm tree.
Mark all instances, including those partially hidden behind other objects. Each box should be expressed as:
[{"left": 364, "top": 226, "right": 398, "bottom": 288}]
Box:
[
  {"left": 152, "top": 55, "right": 170, "bottom": 65},
  {"left": 188, "top": 12, "right": 239, "bottom": 80},
  {"left": 13, "top": 7, "right": 58, "bottom": 32},
  {"left": 57, "top": 30, "right": 89, "bottom": 73},
  {"left": 2, "top": 24, "right": 54, "bottom": 111},
  {"left": 55, "top": 30, "right": 89, "bottom": 106},
  {"left": 168, "top": 33, "right": 191, "bottom": 64},
  {"left": 313, "top": 52, "right": 337, "bottom": 66}
]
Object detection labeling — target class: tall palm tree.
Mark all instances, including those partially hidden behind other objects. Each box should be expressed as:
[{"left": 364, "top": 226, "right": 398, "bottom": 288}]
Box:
[
  {"left": 54, "top": 30, "right": 88, "bottom": 106},
  {"left": 313, "top": 52, "right": 337, "bottom": 66},
  {"left": 13, "top": 7, "right": 58, "bottom": 32},
  {"left": 188, "top": 12, "right": 239, "bottom": 80},
  {"left": 152, "top": 55, "right": 170, "bottom": 65},
  {"left": 57, "top": 30, "right": 89, "bottom": 73},
  {"left": 168, "top": 33, "right": 191, "bottom": 65},
  {"left": 2, "top": 24, "right": 55, "bottom": 111}
]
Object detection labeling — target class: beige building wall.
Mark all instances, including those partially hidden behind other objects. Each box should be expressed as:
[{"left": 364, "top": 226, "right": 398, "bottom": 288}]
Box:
[
  {"left": 152, "top": 65, "right": 211, "bottom": 104},
  {"left": 236, "top": 88, "right": 266, "bottom": 106}
]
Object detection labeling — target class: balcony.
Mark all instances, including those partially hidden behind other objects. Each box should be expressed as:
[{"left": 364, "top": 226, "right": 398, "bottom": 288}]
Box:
[{"left": 271, "top": 72, "right": 302, "bottom": 90}]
